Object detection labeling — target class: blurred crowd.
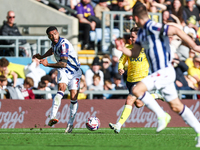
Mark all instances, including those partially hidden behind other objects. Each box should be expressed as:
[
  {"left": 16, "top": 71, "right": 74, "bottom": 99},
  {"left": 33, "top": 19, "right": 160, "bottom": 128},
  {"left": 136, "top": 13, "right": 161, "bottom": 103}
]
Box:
[
  {"left": 0, "top": 54, "right": 128, "bottom": 100},
  {"left": 1, "top": 0, "right": 200, "bottom": 99}
]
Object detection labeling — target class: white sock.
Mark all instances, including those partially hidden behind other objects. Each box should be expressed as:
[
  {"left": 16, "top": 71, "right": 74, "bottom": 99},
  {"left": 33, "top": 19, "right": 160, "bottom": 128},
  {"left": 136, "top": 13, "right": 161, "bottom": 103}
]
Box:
[
  {"left": 68, "top": 100, "right": 79, "bottom": 125},
  {"left": 50, "top": 91, "right": 64, "bottom": 119},
  {"left": 138, "top": 92, "right": 165, "bottom": 118},
  {"left": 180, "top": 105, "right": 200, "bottom": 133}
]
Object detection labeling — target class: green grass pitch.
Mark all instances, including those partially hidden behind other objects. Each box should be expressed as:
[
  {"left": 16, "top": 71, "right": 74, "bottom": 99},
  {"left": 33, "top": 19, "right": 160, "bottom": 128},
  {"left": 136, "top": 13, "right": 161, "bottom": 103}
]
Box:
[{"left": 0, "top": 127, "right": 198, "bottom": 150}]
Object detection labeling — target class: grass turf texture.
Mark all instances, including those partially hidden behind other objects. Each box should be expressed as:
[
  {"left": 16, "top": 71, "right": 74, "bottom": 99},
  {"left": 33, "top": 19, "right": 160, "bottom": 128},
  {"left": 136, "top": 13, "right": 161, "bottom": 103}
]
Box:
[{"left": 0, "top": 128, "right": 198, "bottom": 150}]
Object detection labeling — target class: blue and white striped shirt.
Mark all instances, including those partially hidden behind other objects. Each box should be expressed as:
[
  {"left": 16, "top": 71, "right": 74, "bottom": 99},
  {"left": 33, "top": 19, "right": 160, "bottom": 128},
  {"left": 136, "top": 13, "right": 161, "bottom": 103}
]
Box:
[
  {"left": 135, "top": 19, "right": 172, "bottom": 73},
  {"left": 51, "top": 37, "right": 80, "bottom": 74}
]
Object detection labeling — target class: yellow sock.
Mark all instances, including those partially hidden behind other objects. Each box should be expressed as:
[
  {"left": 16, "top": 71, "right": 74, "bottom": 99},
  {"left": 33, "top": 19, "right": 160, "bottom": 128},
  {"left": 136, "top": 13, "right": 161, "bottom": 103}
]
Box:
[{"left": 118, "top": 105, "right": 132, "bottom": 125}]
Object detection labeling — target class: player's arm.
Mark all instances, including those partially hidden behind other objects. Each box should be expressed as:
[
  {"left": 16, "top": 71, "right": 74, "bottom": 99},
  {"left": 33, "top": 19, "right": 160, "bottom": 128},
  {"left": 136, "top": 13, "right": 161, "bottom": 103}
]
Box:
[
  {"left": 168, "top": 25, "right": 200, "bottom": 53},
  {"left": 33, "top": 48, "right": 53, "bottom": 59},
  {"left": 118, "top": 54, "right": 127, "bottom": 75},
  {"left": 40, "top": 56, "right": 68, "bottom": 68},
  {"left": 116, "top": 39, "right": 142, "bottom": 58}
]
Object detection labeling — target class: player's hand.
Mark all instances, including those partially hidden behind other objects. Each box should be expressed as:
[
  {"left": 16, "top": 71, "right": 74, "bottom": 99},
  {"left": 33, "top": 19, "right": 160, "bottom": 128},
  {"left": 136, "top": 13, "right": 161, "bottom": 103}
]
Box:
[
  {"left": 40, "top": 58, "right": 48, "bottom": 67},
  {"left": 33, "top": 53, "right": 43, "bottom": 59},
  {"left": 115, "top": 39, "right": 125, "bottom": 51},
  {"left": 118, "top": 69, "right": 125, "bottom": 75}
]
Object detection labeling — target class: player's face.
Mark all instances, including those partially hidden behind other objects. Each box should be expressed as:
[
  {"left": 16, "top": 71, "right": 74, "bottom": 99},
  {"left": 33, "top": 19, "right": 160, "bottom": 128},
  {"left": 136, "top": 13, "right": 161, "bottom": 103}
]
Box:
[
  {"left": 130, "top": 32, "right": 137, "bottom": 44},
  {"left": 48, "top": 29, "right": 59, "bottom": 44},
  {"left": 133, "top": 15, "right": 140, "bottom": 27}
]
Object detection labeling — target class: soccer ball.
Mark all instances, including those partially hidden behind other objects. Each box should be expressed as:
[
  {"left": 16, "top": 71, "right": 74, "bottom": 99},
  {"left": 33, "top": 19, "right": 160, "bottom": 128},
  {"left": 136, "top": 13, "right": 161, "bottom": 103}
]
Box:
[{"left": 86, "top": 116, "right": 100, "bottom": 131}]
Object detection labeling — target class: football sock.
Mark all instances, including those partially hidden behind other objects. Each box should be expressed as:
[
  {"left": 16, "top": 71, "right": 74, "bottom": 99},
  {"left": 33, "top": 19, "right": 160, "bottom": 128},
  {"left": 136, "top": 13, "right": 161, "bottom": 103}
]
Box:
[
  {"left": 50, "top": 91, "right": 64, "bottom": 119},
  {"left": 68, "top": 100, "right": 79, "bottom": 125},
  {"left": 118, "top": 105, "right": 132, "bottom": 127},
  {"left": 180, "top": 105, "right": 200, "bottom": 133},
  {"left": 138, "top": 92, "right": 165, "bottom": 118}
]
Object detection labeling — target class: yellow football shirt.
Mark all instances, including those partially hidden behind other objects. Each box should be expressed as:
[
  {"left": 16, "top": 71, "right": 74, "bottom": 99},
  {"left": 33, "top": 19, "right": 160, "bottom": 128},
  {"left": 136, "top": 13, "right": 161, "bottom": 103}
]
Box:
[{"left": 118, "top": 45, "right": 149, "bottom": 82}]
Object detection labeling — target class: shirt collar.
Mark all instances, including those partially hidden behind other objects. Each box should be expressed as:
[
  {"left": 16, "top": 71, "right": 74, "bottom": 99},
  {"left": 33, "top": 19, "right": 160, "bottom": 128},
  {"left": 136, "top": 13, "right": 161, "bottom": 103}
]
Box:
[
  {"left": 143, "top": 19, "right": 151, "bottom": 29},
  {"left": 52, "top": 37, "right": 62, "bottom": 47}
]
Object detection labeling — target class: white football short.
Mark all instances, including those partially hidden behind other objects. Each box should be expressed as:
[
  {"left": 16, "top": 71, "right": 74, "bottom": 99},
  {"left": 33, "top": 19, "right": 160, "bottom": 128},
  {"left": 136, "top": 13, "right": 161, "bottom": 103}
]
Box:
[
  {"left": 57, "top": 68, "right": 82, "bottom": 90},
  {"left": 141, "top": 66, "right": 178, "bottom": 102}
]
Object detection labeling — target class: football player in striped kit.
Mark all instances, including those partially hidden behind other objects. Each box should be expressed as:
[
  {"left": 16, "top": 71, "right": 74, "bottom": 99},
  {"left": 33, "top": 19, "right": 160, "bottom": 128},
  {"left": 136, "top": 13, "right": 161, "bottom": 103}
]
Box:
[
  {"left": 33, "top": 26, "right": 82, "bottom": 133},
  {"left": 115, "top": 2, "right": 200, "bottom": 147}
]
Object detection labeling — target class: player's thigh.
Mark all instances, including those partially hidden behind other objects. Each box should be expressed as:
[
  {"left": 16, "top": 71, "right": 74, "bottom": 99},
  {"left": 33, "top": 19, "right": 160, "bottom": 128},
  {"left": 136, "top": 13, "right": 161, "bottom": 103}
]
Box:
[
  {"left": 57, "top": 69, "right": 69, "bottom": 85},
  {"left": 142, "top": 66, "right": 176, "bottom": 91},
  {"left": 126, "top": 81, "right": 138, "bottom": 94},
  {"left": 68, "top": 70, "right": 82, "bottom": 90},
  {"left": 160, "top": 82, "right": 178, "bottom": 102},
  {"left": 57, "top": 70, "right": 69, "bottom": 92},
  {"left": 132, "top": 81, "right": 148, "bottom": 97}
]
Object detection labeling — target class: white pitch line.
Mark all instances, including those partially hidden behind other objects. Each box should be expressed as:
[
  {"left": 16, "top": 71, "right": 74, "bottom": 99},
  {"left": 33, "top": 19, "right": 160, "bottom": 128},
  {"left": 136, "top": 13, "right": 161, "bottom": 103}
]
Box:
[
  {"left": 0, "top": 127, "right": 192, "bottom": 131},
  {"left": 0, "top": 133, "right": 196, "bottom": 136}
]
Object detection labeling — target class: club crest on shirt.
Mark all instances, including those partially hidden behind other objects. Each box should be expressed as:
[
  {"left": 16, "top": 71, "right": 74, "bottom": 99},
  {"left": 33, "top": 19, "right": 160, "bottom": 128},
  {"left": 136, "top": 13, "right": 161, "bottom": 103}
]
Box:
[
  {"left": 59, "top": 77, "right": 62, "bottom": 81},
  {"left": 62, "top": 44, "right": 67, "bottom": 54}
]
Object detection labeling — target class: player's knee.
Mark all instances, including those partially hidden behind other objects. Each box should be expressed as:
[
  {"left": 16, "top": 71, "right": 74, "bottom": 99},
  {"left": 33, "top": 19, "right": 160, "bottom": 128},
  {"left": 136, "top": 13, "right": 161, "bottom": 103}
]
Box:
[
  {"left": 126, "top": 95, "right": 136, "bottom": 105},
  {"left": 170, "top": 104, "right": 184, "bottom": 113},
  {"left": 58, "top": 83, "right": 66, "bottom": 92},
  {"left": 134, "top": 100, "right": 144, "bottom": 108},
  {"left": 132, "top": 86, "right": 140, "bottom": 97},
  {"left": 70, "top": 90, "right": 79, "bottom": 100}
]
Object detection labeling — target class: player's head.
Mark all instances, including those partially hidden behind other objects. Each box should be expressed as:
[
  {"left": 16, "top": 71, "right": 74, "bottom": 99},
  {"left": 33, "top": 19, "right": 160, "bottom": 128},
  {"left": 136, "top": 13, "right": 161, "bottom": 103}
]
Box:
[
  {"left": 130, "top": 27, "right": 139, "bottom": 44},
  {"left": 132, "top": 2, "right": 149, "bottom": 27},
  {"left": 46, "top": 26, "right": 59, "bottom": 45}
]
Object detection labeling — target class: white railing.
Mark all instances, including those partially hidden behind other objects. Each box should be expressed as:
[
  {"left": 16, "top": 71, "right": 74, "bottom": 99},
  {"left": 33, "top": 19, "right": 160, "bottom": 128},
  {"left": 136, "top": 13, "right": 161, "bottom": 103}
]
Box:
[
  {"left": 0, "top": 89, "right": 198, "bottom": 100},
  {"left": 0, "top": 36, "right": 50, "bottom": 57}
]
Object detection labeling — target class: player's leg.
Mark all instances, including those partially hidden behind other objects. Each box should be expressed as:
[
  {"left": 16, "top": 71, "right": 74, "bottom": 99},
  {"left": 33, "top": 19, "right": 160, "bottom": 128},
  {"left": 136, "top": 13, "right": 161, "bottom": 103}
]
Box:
[
  {"left": 65, "top": 70, "right": 82, "bottom": 133},
  {"left": 109, "top": 94, "right": 137, "bottom": 133},
  {"left": 133, "top": 81, "right": 170, "bottom": 132},
  {"left": 151, "top": 90, "right": 165, "bottom": 101},
  {"left": 162, "top": 84, "right": 200, "bottom": 147},
  {"left": 109, "top": 81, "right": 144, "bottom": 133},
  {"left": 65, "top": 89, "right": 79, "bottom": 133},
  {"left": 48, "top": 83, "right": 66, "bottom": 126}
]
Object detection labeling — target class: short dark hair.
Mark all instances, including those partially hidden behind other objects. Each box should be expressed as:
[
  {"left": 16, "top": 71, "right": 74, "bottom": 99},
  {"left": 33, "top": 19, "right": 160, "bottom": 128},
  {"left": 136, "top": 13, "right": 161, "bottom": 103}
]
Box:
[
  {"left": 46, "top": 26, "right": 58, "bottom": 35},
  {"left": 93, "top": 73, "right": 101, "bottom": 80},
  {"left": 38, "top": 81, "right": 46, "bottom": 88},
  {"left": 0, "top": 75, "right": 7, "bottom": 82},
  {"left": 133, "top": 2, "right": 148, "bottom": 19},
  {"left": 0, "top": 58, "right": 9, "bottom": 67},
  {"left": 41, "top": 75, "right": 51, "bottom": 82},
  {"left": 130, "top": 27, "right": 139, "bottom": 33}
]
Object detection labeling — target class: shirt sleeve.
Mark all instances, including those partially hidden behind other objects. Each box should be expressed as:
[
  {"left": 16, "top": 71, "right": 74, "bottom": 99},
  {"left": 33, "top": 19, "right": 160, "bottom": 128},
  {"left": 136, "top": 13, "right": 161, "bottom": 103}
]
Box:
[
  {"left": 118, "top": 54, "right": 128, "bottom": 70},
  {"left": 75, "top": 3, "right": 83, "bottom": 15},
  {"left": 151, "top": 22, "right": 169, "bottom": 37}
]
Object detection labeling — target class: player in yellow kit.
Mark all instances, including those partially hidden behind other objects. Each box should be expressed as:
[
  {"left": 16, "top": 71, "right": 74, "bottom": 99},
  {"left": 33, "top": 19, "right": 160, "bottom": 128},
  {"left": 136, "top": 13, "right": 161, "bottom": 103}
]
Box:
[{"left": 109, "top": 27, "right": 163, "bottom": 133}]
